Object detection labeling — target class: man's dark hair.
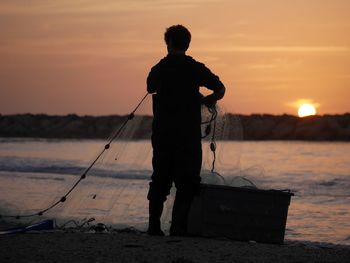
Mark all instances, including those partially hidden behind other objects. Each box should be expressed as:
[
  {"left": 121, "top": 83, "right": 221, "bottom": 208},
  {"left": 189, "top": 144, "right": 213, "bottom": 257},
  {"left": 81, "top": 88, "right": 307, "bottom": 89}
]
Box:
[{"left": 164, "top": 25, "right": 191, "bottom": 51}]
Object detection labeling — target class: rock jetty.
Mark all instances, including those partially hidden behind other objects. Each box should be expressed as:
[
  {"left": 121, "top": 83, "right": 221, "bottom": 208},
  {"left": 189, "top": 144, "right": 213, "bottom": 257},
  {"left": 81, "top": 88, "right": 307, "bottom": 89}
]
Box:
[{"left": 0, "top": 113, "right": 349, "bottom": 141}]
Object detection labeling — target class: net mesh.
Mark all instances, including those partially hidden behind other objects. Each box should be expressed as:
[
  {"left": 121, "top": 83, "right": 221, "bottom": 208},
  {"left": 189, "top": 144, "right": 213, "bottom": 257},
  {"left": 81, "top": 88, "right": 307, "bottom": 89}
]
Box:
[{"left": 0, "top": 94, "right": 261, "bottom": 231}]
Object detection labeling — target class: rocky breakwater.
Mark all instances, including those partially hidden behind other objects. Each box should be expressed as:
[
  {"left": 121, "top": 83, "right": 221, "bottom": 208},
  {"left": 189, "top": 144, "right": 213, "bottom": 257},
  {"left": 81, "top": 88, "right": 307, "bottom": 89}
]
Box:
[
  {"left": 0, "top": 113, "right": 350, "bottom": 140},
  {"left": 0, "top": 114, "right": 152, "bottom": 139},
  {"left": 239, "top": 114, "right": 350, "bottom": 140}
]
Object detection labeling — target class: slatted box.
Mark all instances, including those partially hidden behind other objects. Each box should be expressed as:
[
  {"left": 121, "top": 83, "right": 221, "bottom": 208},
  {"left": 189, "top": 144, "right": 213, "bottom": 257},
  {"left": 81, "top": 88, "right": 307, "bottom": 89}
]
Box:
[{"left": 187, "top": 184, "right": 293, "bottom": 244}]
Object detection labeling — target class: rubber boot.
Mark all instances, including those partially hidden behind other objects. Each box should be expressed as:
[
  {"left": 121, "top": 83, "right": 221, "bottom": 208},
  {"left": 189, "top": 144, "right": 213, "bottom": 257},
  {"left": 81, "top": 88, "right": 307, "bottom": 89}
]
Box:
[
  {"left": 147, "top": 200, "right": 165, "bottom": 236},
  {"left": 169, "top": 196, "right": 193, "bottom": 236}
]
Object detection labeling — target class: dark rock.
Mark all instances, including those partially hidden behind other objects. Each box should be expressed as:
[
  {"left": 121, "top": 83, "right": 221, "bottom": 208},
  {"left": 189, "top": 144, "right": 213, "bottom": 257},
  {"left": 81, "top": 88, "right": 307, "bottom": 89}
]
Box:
[
  {"left": 0, "top": 114, "right": 349, "bottom": 141},
  {"left": 271, "top": 118, "right": 297, "bottom": 139}
]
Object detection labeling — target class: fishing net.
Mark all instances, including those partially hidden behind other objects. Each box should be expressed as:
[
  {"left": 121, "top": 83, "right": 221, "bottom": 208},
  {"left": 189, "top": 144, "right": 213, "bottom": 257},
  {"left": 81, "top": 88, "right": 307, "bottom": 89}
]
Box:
[{"left": 0, "top": 93, "right": 261, "bottom": 232}]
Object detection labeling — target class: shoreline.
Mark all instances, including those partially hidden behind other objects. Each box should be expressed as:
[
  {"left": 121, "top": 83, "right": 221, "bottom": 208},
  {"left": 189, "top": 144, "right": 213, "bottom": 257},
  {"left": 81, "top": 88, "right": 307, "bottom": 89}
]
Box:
[
  {"left": 1, "top": 169, "right": 350, "bottom": 247},
  {"left": 1, "top": 230, "right": 350, "bottom": 263}
]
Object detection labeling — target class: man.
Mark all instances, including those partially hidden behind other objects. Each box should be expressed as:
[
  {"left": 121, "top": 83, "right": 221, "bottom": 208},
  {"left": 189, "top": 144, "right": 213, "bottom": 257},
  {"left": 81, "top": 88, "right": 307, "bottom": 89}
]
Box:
[{"left": 147, "top": 25, "right": 225, "bottom": 236}]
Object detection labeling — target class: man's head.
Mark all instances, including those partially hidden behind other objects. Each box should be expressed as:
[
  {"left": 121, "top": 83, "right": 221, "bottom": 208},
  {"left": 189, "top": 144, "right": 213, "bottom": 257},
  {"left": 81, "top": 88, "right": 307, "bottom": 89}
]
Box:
[{"left": 164, "top": 25, "right": 191, "bottom": 53}]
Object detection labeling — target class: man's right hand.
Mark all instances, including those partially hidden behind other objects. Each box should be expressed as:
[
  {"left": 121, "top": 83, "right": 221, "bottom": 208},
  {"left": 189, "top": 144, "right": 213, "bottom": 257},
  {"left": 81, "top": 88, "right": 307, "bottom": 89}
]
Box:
[
  {"left": 202, "top": 86, "right": 226, "bottom": 108},
  {"left": 201, "top": 95, "right": 217, "bottom": 109}
]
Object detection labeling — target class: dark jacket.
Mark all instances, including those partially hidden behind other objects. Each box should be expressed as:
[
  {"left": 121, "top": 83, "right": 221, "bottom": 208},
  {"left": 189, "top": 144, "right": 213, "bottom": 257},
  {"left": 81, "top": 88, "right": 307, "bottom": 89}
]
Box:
[{"left": 147, "top": 54, "right": 224, "bottom": 145}]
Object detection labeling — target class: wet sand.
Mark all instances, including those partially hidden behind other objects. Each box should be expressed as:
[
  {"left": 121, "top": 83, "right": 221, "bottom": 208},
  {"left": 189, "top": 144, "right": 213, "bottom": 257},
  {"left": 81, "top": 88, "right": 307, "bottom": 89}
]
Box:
[{"left": 1, "top": 231, "right": 349, "bottom": 263}]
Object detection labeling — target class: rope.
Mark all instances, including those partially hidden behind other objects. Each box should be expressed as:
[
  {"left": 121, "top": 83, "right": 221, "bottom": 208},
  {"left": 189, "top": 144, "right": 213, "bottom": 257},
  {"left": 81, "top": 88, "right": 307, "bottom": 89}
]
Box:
[
  {"left": 0, "top": 93, "right": 149, "bottom": 219},
  {"left": 55, "top": 217, "right": 96, "bottom": 229},
  {"left": 201, "top": 105, "right": 226, "bottom": 183}
]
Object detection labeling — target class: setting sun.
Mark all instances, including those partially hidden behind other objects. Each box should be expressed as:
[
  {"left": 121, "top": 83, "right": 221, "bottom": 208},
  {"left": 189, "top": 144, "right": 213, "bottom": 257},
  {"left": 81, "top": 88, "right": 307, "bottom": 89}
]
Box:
[{"left": 298, "top": 104, "right": 317, "bottom": 117}]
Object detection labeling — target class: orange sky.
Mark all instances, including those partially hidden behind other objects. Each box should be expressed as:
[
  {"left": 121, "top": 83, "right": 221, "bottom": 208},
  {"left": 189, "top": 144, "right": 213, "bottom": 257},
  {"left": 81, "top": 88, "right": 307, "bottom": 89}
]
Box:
[{"left": 1, "top": 0, "right": 349, "bottom": 115}]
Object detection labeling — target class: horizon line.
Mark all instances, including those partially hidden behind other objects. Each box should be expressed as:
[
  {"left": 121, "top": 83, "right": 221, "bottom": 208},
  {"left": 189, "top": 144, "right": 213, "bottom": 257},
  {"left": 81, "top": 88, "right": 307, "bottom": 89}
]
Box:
[{"left": 1, "top": 112, "right": 350, "bottom": 117}]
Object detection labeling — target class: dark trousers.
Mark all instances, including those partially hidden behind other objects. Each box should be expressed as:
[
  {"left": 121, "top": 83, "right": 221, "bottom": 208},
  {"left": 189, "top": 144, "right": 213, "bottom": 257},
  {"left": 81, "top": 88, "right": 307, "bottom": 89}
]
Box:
[{"left": 147, "top": 139, "right": 202, "bottom": 234}]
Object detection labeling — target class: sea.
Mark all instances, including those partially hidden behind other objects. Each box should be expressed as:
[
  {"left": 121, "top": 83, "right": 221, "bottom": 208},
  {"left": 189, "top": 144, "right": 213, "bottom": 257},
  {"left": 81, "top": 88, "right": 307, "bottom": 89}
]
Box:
[{"left": 0, "top": 138, "right": 349, "bottom": 245}]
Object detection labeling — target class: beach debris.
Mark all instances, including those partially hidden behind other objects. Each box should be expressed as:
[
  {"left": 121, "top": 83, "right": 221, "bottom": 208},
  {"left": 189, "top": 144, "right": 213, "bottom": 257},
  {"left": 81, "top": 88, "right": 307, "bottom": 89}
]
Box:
[
  {"left": 91, "top": 223, "right": 108, "bottom": 233},
  {"left": 0, "top": 219, "right": 54, "bottom": 235}
]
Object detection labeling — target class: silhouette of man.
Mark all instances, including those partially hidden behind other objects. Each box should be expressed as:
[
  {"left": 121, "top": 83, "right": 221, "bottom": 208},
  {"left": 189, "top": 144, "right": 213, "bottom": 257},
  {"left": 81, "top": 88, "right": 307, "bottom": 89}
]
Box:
[{"left": 147, "top": 25, "right": 225, "bottom": 236}]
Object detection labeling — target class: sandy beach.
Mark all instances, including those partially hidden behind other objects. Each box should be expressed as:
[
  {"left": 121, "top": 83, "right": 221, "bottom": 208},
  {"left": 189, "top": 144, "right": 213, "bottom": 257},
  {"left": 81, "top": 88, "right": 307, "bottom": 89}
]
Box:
[
  {"left": 1, "top": 230, "right": 350, "bottom": 263},
  {"left": 1, "top": 142, "right": 350, "bottom": 262}
]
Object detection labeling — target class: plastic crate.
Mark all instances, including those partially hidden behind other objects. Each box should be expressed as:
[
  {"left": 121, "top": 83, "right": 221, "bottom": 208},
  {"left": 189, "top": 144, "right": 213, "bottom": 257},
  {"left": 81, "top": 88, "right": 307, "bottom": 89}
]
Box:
[{"left": 187, "top": 184, "right": 293, "bottom": 244}]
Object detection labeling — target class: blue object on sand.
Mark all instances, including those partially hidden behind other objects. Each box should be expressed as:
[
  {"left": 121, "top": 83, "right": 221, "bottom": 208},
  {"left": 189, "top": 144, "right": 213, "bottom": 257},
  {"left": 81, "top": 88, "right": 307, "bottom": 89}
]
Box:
[{"left": 0, "top": 219, "right": 54, "bottom": 235}]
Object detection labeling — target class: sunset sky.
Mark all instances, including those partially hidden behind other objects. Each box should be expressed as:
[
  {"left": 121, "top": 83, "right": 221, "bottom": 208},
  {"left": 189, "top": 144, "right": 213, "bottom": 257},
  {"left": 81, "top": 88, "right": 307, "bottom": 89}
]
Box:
[{"left": 1, "top": 0, "right": 349, "bottom": 115}]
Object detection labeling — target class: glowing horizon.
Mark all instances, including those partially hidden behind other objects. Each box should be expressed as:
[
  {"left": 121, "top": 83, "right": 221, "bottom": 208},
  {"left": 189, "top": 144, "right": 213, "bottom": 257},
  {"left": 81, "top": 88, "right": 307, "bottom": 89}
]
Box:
[{"left": 0, "top": 0, "right": 349, "bottom": 116}]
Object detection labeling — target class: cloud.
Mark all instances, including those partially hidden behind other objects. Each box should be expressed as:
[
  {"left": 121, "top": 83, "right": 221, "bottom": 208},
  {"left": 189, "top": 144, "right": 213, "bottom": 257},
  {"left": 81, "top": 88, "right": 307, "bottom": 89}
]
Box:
[
  {"left": 287, "top": 99, "right": 320, "bottom": 109},
  {"left": 244, "top": 59, "right": 303, "bottom": 70},
  {"left": 200, "top": 46, "right": 350, "bottom": 53},
  {"left": 0, "top": 0, "right": 224, "bottom": 15}
]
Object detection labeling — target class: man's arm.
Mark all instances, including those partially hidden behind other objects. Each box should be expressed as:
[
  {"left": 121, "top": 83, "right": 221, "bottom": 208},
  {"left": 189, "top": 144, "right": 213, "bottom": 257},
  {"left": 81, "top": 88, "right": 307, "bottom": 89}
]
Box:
[
  {"left": 198, "top": 64, "right": 226, "bottom": 108},
  {"left": 147, "top": 66, "right": 161, "bottom": 94}
]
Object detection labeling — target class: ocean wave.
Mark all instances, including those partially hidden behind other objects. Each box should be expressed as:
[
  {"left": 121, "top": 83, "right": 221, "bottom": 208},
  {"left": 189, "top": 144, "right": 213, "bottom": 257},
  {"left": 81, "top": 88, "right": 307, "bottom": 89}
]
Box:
[
  {"left": 27, "top": 176, "right": 65, "bottom": 181},
  {"left": 0, "top": 156, "right": 151, "bottom": 180}
]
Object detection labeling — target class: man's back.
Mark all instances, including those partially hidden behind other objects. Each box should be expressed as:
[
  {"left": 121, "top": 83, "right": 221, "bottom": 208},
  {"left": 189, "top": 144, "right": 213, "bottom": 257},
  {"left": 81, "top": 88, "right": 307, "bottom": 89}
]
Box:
[{"left": 147, "top": 54, "right": 223, "bottom": 141}]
